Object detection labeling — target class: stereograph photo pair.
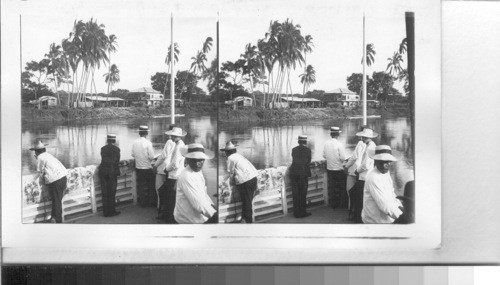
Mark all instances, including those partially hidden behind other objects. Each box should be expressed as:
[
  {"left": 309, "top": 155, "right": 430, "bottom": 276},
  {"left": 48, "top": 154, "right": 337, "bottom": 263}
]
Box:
[{"left": 2, "top": 0, "right": 441, "bottom": 263}]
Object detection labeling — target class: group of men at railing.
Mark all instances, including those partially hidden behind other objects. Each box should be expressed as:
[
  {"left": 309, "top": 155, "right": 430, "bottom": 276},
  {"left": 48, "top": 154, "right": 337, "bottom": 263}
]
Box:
[
  {"left": 317, "top": 125, "right": 414, "bottom": 224},
  {"left": 28, "top": 122, "right": 414, "bottom": 225},
  {"left": 28, "top": 125, "right": 218, "bottom": 224}
]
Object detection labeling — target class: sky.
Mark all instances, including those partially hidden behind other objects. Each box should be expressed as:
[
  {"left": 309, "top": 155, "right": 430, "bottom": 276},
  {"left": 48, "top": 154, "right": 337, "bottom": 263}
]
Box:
[{"left": 18, "top": 0, "right": 419, "bottom": 95}]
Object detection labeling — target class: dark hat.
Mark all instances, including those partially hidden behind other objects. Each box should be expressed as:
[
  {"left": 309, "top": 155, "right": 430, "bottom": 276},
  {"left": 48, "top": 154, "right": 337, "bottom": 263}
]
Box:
[
  {"left": 330, "top": 126, "right": 341, "bottom": 133},
  {"left": 29, "top": 140, "right": 48, "bottom": 151},
  {"left": 107, "top": 134, "right": 117, "bottom": 140},
  {"left": 397, "top": 180, "right": 415, "bottom": 203},
  {"left": 139, "top": 125, "right": 149, "bottom": 131},
  {"left": 298, "top": 135, "right": 308, "bottom": 141}
]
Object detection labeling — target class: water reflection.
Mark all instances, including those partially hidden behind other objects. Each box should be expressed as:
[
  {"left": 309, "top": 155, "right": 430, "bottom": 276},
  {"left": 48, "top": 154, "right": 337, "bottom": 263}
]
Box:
[
  {"left": 219, "top": 117, "right": 414, "bottom": 193},
  {"left": 22, "top": 115, "right": 218, "bottom": 199}
]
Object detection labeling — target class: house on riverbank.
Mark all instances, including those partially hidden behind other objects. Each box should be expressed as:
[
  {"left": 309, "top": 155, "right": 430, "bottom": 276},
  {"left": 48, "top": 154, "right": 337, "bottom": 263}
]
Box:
[
  {"left": 85, "top": 95, "right": 127, "bottom": 107},
  {"left": 127, "top": 87, "right": 164, "bottom": 107},
  {"left": 29, "top": 96, "right": 57, "bottom": 109}
]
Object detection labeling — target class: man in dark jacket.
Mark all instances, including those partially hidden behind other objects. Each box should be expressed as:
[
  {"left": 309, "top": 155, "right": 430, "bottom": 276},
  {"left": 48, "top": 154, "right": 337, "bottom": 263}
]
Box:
[
  {"left": 99, "top": 134, "right": 121, "bottom": 217},
  {"left": 289, "top": 135, "right": 312, "bottom": 218}
]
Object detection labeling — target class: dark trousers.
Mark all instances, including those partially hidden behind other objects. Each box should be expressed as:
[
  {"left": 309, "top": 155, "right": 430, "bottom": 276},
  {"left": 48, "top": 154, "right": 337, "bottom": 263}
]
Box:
[
  {"left": 135, "top": 168, "right": 156, "bottom": 207},
  {"left": 327, "top": 170, "right": 347, "bottom": 208},
  {"left": 204, "top": 210, "right": 218, "bottom": 224},
  {"left": 47, "top": 176, "right": 67, "bottom": 223},
  {"left": 237, "top": 177, "right": 257, "bottom": 223},
  {"left": 99, "top": 171, "right": 118, "bottom": 216},
  {"left": 290, "top": 174, "right": 309, "bottom": 218},
  {"left": 349, "top": 180, "right": 365, "bottom": 223},
  {"left": 158, "top": 178, "right": 177, "bottom": 223}
]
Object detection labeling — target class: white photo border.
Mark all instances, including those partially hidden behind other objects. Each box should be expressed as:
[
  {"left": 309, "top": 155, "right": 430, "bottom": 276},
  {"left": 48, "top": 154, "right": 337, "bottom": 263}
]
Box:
[{"left": 1, "top": 0, "right": 441, "bottom": 264}]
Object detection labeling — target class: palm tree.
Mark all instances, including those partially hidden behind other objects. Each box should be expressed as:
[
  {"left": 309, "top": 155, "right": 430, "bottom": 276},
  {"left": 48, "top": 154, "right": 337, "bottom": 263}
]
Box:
[
  {"left": 46, "top": 43, "right": 69, "bottom": 105},
  {"left": 299, "top": 65, "right": 316, "bottom": 106},
  {"left": 164, "top": 42, "right": 180, "bottom": 96},
  {"left": 361, "top": 43, "right": 376, "bottom": 67},
  {"left": 241, "top": 43, "right": 264, "bottom": 106},
  {"left": 386, "top": 52, "right": 404, "bottom": 77},
  {"left": 190, "top": 51, "right": 208, "bottom": 76},
  {"left": 202, "top": 37, "right": 213, "bottom": 54},
  {"left": 103, "top": 64, "right": 120, "bottom": 103},
  {"left": 399, "top": 38, "right": 407, "bottom": 55}
]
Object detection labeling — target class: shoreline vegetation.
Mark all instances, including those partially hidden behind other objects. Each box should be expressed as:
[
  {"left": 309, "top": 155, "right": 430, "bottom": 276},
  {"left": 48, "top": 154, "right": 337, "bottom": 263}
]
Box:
[
  {"left": 22, "top": 103, "right": 410, "bottom": 123},
  {"left": 219, "top": 103, "right": 410, "bottom": 123},
  {"left": 21, "top": 103, "right": 217, "bottom": 123}
]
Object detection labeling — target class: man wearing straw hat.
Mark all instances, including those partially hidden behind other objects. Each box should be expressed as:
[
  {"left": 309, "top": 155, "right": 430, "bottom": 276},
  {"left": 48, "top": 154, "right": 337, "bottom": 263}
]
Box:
[
  {"left": 174, "top": 143, "right": 217, "bottom": 224},
  {"left": 99, "top": 134, "right": 121, "bottom": 217},
  {"left": 153, "top": 124, "right": 176, "bottom": 220},
  {"left": 343, "top": 124, "right": 368, "bottom": 194},
  {"left": 349, "top": 127, "right": 378, "bottom": 223},
  {"left": 323, "top": 126, "right": 347, "bottom": 209},
  {"left": 361, "top": 145, "right": 403, "bottom": 224},
  {"left": 290, "top": 135, "right": 312, "bottom": 218},
  {"left": 161, "top": 126, "right": 187, "bottom": 223},
  {"left": 220, "top": 141, "right": 258, "bottom": 223},
  {"left": 131, "top": 125, "right": 156, "bottom": 207},
  {"left": 29, "top": 140, "right": 68, "bottom": 223},
  {"left": 343, "top": 124, "right": 368, "bottom": 218}
]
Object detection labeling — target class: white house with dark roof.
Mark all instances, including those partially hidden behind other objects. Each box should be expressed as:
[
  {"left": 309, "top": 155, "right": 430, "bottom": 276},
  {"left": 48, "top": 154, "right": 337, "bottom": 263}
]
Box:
[{"left": 127, "top": 87, "right": 164, "bottom": 106}]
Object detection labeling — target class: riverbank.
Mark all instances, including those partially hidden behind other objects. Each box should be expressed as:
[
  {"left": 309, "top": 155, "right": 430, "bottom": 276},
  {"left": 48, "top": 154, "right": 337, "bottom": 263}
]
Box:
[
  {"left": 219, "top": 104, "right": 410, "bottom": 122},
  {"left": 21, "top": 104, "right": 216, "bottom": 122}
]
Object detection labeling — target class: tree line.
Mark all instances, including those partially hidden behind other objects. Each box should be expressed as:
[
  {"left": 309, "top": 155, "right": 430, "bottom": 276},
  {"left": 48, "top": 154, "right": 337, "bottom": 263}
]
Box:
[{"left": 22, "top": 18, "right": 120, "bottom": 107}]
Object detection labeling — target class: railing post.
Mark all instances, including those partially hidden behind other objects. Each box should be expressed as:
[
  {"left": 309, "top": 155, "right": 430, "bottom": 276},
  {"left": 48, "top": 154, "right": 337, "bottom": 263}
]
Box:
[
  {"left": 281, "top": 177, "right": 288, "bottom": 215},
  {"left": 131, "top": 168, "right": 138, "bottom": 205},
  {"left": 322, "top": 168, "right": 329, "bottom": 206},
  {"left": 90, "top": 169, "right": 98, "bottom": 213}
]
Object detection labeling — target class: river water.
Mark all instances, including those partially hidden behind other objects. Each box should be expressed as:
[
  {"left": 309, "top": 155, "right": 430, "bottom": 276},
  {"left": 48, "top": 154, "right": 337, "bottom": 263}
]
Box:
[
  {"left": 219, "top": 117, "right": 414, "bottom": 193},
  {"left": 22, "top": 114, "right": 218, "bottom": 199}
]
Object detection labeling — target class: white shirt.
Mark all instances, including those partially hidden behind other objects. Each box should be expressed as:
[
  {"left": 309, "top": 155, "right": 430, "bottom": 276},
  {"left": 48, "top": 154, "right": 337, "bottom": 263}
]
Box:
[
  {"left": 36, "top": 152, "right": 68, "bottom": 184},
  {"left": 323, "top": 138, "right": 346, "bottom": 171},
  {"left": 356, "top": 140, "right": 376, "bottom": 180},
  {"left": 226, "top": 153, "right": 258, "bottom": 185},
  {"left": 344, "top": 140, "right": 366, "bottom": 176},
  {"left": 165, "top": 140, "right": 185, "bottom": 179},
  {"left": 361, "top": 168, "right": 403, "bottom": 224},
  {"left": 154, "top": 139, "right": 175, "bottom": 175},
  {"left": 131, "top": 137, "right": 154, "bottom": 169},
  {"left": 174, "top": 166, "right": 216, "bottom": 224}
]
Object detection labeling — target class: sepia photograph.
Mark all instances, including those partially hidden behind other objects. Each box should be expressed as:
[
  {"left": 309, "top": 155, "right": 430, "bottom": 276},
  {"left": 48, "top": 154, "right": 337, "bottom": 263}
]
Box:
[
  {"left": 2, "top": 0, "right": 441, "bottom": 263},
  {"left": 19, "top": 3, "right": 218, "bottom": 224},
  {"left": 217, "top": 8, "right": 415, "bottom": 224}
]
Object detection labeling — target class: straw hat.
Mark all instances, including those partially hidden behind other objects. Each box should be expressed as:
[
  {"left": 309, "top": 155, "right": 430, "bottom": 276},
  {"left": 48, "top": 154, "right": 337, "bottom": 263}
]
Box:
[
  {"left": 330, "top": 126, "right": 341, "bottom": 133},
  {"left": 356, "top": 128, "right": 378, "bottom": 138},
  {"left": 165, "top": 127, "right": 187, "bottom": 137},
  {"left": 369, "top": 145, "right": 397, "bottom": 161},
  {"left": 139, "top": 125, "right": 149, "bottom": 131},
  {"left": 107, "top": 134, "right": 117, "bottom": 140},
  {"left": 181, "top": 143, "right": 209, "bottom": 159},
  {"left": 29, "top": 140, "right": 48, "bottom": 151},
  {"left": 298, "top": 135, "right": 308, "bottom": 141},
  {"left": 220, "top": 141, "right": 237, "bottom": 151}
]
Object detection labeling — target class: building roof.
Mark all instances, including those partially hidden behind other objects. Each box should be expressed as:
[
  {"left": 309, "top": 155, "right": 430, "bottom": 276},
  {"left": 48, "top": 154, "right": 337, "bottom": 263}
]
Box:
[
  {"left": 29, "top": 96, "right": 57, "bottom": 104},
  {"left": 129, "top": 87, "right": 161, "bottom": 94},
  {"left": 281, "top": 96, "right": 320, "bottom": 102},
  {"left": 325, "top": 88, "right": 357, "bottom": 95},
  {"left": 85, "top": 96, "right": 125, "bottom": 102}
]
